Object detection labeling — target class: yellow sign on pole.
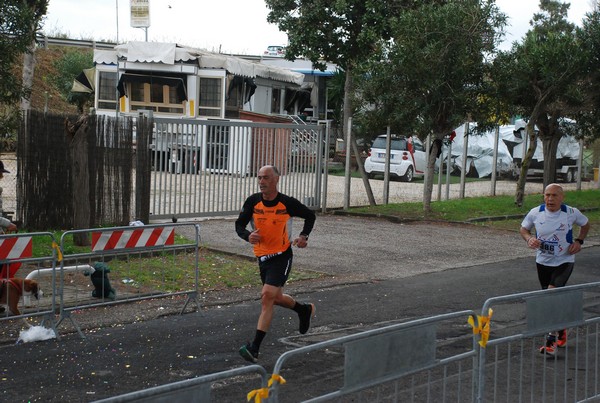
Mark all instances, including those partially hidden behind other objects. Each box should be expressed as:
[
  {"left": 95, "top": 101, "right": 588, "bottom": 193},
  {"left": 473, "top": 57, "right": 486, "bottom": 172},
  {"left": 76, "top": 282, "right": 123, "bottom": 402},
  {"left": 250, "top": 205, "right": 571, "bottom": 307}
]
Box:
[{"left": 130, "top": 0, "right": 150, "bottom": 28}]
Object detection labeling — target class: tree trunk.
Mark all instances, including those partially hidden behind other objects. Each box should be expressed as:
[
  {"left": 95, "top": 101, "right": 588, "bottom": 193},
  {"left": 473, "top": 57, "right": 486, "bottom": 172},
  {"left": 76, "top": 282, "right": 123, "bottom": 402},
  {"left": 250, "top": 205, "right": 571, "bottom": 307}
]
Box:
[
  {"left": 542, "top": 135, "right": 560, "bottom": 187},
  {"left": 66, "top": 115, "right": 91, "bottom": 246},
  {"left": 351, "top": 136, "right": 376, "bottom": 206},
  {"left": 20, "top": 41, "right": 36, "bottom": 111},
  {"left": 423, "top": 134, "right": 443, "bottom": 213},
  {"left": 515, "top": 122, "right": 538, "bottom": 207},
  {"left": 342, "top": 65, "right": 376, "bottom": 206}
]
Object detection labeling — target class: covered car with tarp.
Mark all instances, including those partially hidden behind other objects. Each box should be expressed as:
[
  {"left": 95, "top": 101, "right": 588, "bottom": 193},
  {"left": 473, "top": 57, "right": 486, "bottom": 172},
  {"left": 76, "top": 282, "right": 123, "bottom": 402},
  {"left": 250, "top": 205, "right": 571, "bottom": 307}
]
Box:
[{"left": 443, "top": 123, "right": 515, "bottom": 178}]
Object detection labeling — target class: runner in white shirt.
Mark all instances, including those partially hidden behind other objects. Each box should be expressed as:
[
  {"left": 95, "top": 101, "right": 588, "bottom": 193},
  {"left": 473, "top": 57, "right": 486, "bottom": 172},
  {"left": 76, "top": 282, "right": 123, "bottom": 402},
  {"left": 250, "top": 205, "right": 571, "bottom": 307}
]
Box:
[{"left": 520, "top": 183, "right": 590, "bottom": 356}]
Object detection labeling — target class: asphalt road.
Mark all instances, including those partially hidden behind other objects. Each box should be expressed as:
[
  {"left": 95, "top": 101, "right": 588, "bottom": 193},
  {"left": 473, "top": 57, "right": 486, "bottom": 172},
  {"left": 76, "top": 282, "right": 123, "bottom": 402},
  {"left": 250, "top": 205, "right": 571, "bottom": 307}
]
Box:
[{"left": 1, "top": 215, "right": 598, "bottom": 402}]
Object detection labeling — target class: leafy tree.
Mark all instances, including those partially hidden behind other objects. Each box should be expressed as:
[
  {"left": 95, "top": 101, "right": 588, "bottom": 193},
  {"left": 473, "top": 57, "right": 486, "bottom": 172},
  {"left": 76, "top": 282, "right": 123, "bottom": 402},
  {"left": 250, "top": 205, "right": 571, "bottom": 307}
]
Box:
[
  {"left": 357, "top": 0, "right": 506, "bottom": 212},
  {"left": 0, "top": 0, "right": 48, "bottom": 140},
  {"left": 50, "top": 49, "right": 94, "bottom": 113},
  {"left": 326, "top": 68, "right": 345, "bottom": 126},
  {"left": 493, "top": 0, "right": 586, "bottom": 205},
  {"left": 265, "top": 0, "right": 405, "bottom": 206},
  {"left": 0, "top": 1, "right": 47, "bottom": 104},
  {"left": 574, "top": 7, "right": 600, "bottom": 153}
]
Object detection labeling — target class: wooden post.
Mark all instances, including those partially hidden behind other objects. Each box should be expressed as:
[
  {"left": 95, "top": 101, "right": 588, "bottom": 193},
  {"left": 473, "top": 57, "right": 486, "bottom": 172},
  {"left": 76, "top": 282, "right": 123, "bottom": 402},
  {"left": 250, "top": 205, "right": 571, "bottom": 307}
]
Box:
[{"left": 66, "top": 115, "right": 91, "bottom": 246}]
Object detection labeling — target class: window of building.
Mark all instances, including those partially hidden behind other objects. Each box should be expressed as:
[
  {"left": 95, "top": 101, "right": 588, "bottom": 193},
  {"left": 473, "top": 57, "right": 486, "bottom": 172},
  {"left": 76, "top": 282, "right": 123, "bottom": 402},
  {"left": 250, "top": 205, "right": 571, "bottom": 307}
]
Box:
[
  {"left": 128, "top": 81, "right": 186, "bottom": 114},
  {"left": 117, "top": 73, "right": 187, "bottom": 114},
  {"left": 271, "top": 87, "right": 282, "bottom": 114},
  {"left": 97, "top": 71, "right": 117, "bottom": 110},
  {"left": 199, "top": 77, "right": 223, "bottom": 117}
]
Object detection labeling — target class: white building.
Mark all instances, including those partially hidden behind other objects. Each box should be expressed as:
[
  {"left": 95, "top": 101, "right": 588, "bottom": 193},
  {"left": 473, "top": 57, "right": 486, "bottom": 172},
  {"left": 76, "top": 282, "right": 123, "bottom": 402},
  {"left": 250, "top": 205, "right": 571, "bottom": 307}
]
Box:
[{"left": 90, "top": 41, "right": 306, "bottom": 120}]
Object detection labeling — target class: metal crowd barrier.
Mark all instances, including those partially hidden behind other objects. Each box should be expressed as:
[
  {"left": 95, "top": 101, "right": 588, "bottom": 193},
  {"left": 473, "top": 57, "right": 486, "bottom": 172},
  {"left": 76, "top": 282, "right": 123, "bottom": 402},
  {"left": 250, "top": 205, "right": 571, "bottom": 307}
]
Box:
[
  {"left": 270, "top": 310, "right": 478, "bottom": 402},
  {"left": 75, "top": 281, "right": 600, "bottom": 402},
  {"left": 53, "top": 222, "right": 200, "bottom": 339},
  {"left": 0, "top": 232, "right": 59, "bottom": 335},
  {"left": 476, "top": 282, "right": 600, "bottom": 402},
  {"left": 91, "top": 364, "right": 268, "bottom": 403}
]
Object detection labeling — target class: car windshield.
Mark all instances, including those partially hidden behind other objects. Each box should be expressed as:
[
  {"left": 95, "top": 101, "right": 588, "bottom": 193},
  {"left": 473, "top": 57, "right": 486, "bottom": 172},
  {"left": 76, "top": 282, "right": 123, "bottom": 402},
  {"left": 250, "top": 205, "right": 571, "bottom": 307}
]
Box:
[{"left": 372, "top": 137, "right": 408, "bottom": 151}]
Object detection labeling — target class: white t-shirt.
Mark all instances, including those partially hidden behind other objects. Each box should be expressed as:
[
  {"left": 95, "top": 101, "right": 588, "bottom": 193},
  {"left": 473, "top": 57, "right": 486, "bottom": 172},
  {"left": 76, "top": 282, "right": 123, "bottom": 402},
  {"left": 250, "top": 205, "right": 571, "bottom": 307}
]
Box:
[{"left": 521, "top": 204, "right": 589, "bottom": 266}]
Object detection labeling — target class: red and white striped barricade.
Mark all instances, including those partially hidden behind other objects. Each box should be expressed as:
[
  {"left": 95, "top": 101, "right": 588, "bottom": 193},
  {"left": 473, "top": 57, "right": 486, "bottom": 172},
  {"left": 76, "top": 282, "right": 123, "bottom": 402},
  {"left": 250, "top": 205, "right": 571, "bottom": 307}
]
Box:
[
  {"left": 0, "top": 236, "right": 32, "bottom": 278},
  {"left": 91, "top": 227, "right": 175, "bottom": 252}
]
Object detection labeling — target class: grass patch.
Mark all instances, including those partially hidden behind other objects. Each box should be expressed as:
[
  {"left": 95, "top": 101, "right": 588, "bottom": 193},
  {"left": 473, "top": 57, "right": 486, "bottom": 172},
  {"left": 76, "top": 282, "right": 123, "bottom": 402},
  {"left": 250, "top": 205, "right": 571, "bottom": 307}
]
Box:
[
  {"left": 349, "top": 189, "right": 600, "bottom": 237},
  {"left": 27, "top": 232, "right": 324, "bottom": 294}
]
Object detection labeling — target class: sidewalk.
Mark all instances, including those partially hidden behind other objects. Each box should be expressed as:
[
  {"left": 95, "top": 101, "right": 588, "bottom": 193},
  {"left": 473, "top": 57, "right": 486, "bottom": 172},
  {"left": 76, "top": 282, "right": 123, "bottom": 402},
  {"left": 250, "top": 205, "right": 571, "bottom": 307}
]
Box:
[{"left": 184, "top": 214, "right": 535, "bottom": 282}]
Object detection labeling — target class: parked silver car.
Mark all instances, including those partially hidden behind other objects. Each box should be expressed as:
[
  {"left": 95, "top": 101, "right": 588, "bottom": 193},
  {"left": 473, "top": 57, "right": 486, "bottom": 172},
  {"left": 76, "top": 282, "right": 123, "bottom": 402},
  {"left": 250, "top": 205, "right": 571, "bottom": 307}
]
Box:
[{"left": 364, "top": 134, "right": 427, "bottom": 182}]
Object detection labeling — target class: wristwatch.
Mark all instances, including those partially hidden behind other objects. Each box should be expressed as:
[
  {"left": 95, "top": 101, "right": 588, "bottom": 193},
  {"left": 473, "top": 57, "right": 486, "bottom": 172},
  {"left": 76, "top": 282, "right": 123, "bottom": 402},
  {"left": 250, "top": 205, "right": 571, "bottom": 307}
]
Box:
[{"left": 575, "top": 238, "right": 584, "bottom": 245}]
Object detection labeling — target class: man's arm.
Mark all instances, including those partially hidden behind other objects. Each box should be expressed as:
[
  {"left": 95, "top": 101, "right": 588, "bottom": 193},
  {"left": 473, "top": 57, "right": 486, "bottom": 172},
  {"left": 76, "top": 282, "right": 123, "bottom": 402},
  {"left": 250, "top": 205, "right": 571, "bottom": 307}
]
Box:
[
  {"left": 285, "top": 196, "right": 316, "bottom": 238},
  {"left": 520, "top": 225, "right": 540, "bottom": 249},
  {"left": 235, "top": 196, "right": 256, "bottom": 241},
  {"left": 577, "top": 221, "right": 590, "bottom": 242}
]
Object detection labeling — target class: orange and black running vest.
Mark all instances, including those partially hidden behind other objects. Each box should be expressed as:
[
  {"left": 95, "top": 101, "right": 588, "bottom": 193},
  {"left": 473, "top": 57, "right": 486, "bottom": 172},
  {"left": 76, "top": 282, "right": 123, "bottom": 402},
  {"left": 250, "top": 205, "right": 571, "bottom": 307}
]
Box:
[{"left": 235, "top": 192, "right": 316, "bottom": 258}]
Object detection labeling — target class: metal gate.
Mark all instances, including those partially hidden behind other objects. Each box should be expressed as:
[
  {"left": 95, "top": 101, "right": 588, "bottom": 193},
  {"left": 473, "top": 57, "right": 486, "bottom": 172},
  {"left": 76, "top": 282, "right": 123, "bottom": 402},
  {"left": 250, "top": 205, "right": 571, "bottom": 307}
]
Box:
[{"left": 148, "top": 118, "right": 326, "bottom": 219}]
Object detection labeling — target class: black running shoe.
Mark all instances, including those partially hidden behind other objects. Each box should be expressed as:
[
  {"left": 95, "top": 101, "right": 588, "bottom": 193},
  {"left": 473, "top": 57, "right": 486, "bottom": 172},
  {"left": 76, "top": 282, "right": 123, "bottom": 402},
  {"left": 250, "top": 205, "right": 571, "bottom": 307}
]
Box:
[
  {"left": 298, "top": 303, "right": 315, "bottom": 334},
  {"left": 239, "top": 343, "right": 259, "bottom": 363}
]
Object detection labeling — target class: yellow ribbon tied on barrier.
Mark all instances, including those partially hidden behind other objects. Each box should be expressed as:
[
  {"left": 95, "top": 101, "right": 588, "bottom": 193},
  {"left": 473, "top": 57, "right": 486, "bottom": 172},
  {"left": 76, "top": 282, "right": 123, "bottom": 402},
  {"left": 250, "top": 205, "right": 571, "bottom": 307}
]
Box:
[
  {"left": 246, "top": 374, "right": 286, "bottom": 403},
  {"left": 51, "top": 241, "right": 63, "bottom": 262},
  {"left": 468, "top": 308, "right": 493, "bottom": 348},
  {"left": 247, "top": 387, "right": 269, "bottom": 403}
]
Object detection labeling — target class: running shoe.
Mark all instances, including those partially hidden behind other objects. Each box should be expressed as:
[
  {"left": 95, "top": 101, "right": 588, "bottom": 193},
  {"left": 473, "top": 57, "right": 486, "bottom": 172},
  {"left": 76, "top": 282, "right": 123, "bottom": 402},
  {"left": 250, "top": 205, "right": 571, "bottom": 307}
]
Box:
[
  {"left": 299, "top": 303, "right": 315, "bottom": 334},
  {"left": 239, "top": 343, "right": 259, "bottom": 363},
  {"left": 556, "top": 330, "right": 567, "bottom": 348},
  {"left": 539, "top": 334, "right": 557, "bottom": 356}
]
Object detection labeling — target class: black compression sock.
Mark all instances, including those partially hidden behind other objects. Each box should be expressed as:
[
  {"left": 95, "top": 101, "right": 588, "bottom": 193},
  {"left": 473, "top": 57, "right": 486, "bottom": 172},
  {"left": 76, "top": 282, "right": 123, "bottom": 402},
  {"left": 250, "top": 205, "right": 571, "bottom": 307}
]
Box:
[
  {"left": 252, "top": 330, "right": 266, "bottom": 350},
  {"left": 292, "top": 301, "right": 305, "bottom": 314}
]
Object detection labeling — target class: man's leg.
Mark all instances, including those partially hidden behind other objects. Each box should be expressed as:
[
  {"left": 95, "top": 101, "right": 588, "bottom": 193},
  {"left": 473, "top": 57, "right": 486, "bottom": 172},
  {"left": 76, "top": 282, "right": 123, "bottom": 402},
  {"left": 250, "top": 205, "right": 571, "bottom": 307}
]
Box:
[
  {"left": 539, "top": 263, "right": 574, "bottom": 355},
  {"left": 258, "top": 284, "right": 288, "bottom": 330},
  {"left": 273, "top": 290, "right": 314, "bottom": 334},
  {"left": 255, "top": 285, "right": 313, "bottom": 341},
  {"left": 240, "top": 284, "right": 282, "bottom": 363}
]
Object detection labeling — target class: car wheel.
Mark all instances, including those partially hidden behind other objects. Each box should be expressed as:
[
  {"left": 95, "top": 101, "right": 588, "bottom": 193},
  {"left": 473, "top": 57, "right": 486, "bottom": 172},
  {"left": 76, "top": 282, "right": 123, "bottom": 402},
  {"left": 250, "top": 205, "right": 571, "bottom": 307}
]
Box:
[
  {"left": 367, "top": 172, "right": 375, "bottom": 179},
  {"left": 401, "top": 166, "right": 414, "bottom": 182}
]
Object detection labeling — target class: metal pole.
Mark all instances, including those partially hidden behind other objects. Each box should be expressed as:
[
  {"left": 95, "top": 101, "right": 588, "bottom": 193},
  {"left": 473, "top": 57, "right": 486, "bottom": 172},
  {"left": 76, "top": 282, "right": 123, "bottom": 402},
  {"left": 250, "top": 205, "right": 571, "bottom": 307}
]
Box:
[
  {"left": 343, "top": 117, "right": 352, "bottom": 210},
  {"left": 577, "top": 137, "right": 583, "bottom": 190},
  {"left": 445, "top": 140, "right": 452, "bottom": 200},
  {"left": 383, "top": 126, "right": 391, "bottom": 204},
  {"left": 459, "top": 123, "right": 469, "bottom": 198},
  {"left": 437, "top": 147, "right": 442, "bottom": 201},
  {"left": 424, "top": 133, "right": 431, "bottom": 204},
  {"left": 321, "top": 121, "right": 330, "bottom": 213},
  {"left": 491, "top": 125, "right": 500, "bottom": 196},
  {"left": 116, "top": 0, "right": 119, "bottom": 43}
]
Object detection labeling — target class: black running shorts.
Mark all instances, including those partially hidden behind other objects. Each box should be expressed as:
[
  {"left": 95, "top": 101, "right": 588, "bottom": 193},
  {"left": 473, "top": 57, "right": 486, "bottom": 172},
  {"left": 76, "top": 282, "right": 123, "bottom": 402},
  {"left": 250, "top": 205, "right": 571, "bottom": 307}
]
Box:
[
  {"left": 536, "top": 262, "right": 574, "bottom": 289},
  {"left": 258, "top": 247, "right": 293, "bottom": 287}
]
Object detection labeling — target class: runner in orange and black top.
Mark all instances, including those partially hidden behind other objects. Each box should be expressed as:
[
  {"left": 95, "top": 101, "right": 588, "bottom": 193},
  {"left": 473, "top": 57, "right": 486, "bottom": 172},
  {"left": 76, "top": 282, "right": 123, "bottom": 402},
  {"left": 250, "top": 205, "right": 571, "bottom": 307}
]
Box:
[{"left": 235, "top": 165, "right": 316, "bottom": 363}]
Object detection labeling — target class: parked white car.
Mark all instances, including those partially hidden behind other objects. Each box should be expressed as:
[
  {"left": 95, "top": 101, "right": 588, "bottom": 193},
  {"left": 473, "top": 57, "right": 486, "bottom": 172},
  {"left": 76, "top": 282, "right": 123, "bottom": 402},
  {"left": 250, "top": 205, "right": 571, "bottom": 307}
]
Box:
[
  {"left": 364, "top": 134, "right": 427, "bottom": 182},
  {"left": 264, "top": 45, "right": 285, "bottom": 57}
]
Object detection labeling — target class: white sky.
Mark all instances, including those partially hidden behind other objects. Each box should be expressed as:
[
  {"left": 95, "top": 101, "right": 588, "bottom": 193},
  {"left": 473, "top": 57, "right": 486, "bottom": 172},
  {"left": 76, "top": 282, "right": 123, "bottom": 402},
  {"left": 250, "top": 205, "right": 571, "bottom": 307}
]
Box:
[{"left": 43, "top": 0, "right": 594, "bottom": 55}]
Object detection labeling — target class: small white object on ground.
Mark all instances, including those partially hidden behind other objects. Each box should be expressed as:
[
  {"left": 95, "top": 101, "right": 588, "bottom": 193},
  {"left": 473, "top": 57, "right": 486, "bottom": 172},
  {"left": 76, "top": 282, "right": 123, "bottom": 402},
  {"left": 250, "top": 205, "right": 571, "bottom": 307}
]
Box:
[{"left": 17, "top": 326, "right": 56, "bottom": 343}]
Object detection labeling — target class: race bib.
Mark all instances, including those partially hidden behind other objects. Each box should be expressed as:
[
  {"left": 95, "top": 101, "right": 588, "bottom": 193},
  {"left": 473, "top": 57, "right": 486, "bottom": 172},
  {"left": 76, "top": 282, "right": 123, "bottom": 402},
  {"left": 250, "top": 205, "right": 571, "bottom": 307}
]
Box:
[{"left": 540, "top": 240, "right": 558, "bottom": 256}]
